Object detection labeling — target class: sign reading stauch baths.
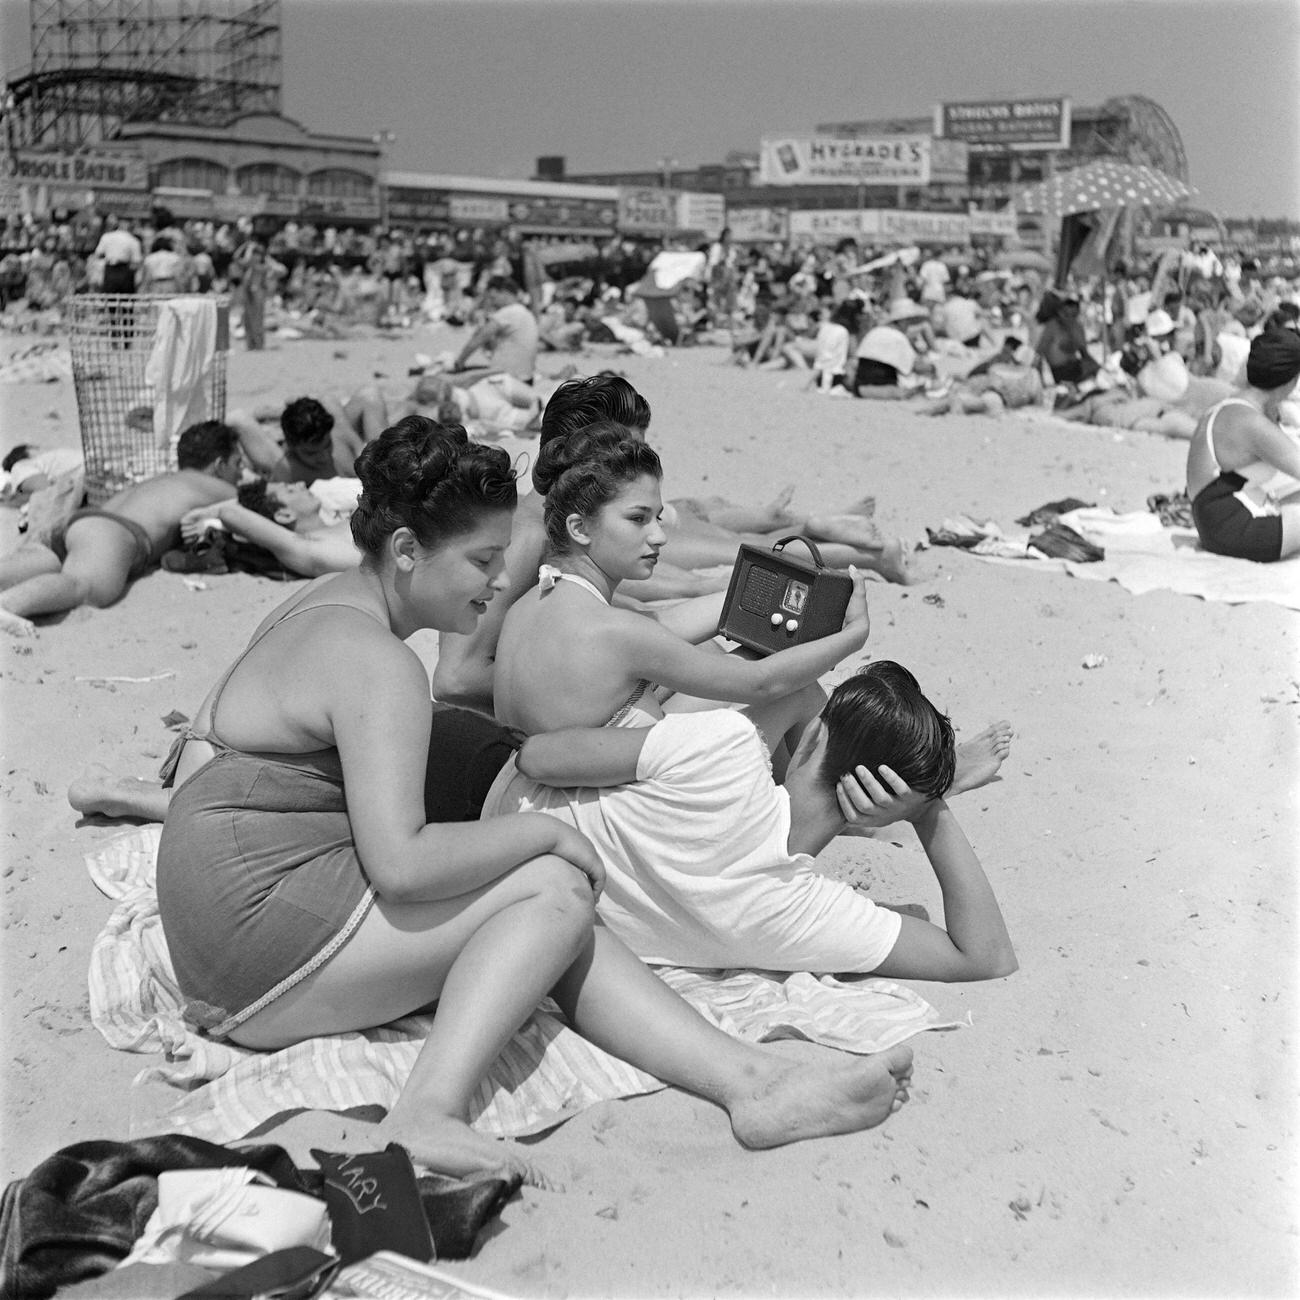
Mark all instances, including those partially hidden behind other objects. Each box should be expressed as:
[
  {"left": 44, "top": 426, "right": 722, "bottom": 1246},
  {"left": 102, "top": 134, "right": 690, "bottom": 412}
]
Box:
[{"left": 937, "top": 99, "right": 1071, "bottom": 151}]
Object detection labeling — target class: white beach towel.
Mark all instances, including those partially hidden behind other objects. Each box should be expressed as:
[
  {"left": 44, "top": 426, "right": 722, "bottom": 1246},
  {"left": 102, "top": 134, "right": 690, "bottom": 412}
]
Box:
[
  {"left": 950, "top": 507, "right": 1300, "bottom": 611},
  {"left": 86, "top": 827, "right": 956, "bottom": 1146},
  {"left": 144, "top": 298, "right": 219, "bottom": 448}
]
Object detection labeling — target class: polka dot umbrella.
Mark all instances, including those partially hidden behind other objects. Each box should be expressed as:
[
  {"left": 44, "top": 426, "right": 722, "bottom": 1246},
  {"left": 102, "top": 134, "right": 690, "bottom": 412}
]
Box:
[{"left": 1014, "top": 158, "right": 1197, "bottom": 221}]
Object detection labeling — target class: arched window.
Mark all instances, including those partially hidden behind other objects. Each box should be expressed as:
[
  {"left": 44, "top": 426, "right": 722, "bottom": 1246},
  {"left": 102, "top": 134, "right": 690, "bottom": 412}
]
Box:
[
  {"left": 235, "top": 163, "right": 301, "bottom": 198},
  {"left": 306, "top": 169, "right": 374, "bottom": 200},
  {"left": 154, "top": 157, "right": 228, "bottom": 192}
]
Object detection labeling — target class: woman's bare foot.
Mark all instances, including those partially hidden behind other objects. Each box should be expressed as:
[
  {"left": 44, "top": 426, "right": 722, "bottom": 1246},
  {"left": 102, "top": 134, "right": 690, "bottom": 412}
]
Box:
[
  {"left": 950, "top": 721, "right": 1014, "bottom": 795},
  {"left": 727, "top": 1044, "right": 913, "bottom": 1149},
  {"left": 868, "top": 536, "right": 911, "bottom": 586},
  {"left": 758, "top": 484, "right": 799, "bottom": 529},
  {"left": 379, "top": 1114, "right": 563, "bottom": 1190},
  {"left": 68, "top": 766, "right": 169, "bottom": 820},
  {"left": 803, "top": 512, "right": 882, "bottom": 548},
  {"left": 839, "top": 494, "right": 877, "bottom": 519},
  {"left": 0, "top": 608, "right": 36, "bottom": 637}
]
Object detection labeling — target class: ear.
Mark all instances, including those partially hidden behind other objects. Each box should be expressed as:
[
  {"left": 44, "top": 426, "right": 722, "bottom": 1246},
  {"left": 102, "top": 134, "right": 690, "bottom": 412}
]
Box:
[
  {"left": 566, "top": 511, "right": 592, "bottom": 548},
  {"left": 388, "top": 525, "right": 421, "bottom": 572}
]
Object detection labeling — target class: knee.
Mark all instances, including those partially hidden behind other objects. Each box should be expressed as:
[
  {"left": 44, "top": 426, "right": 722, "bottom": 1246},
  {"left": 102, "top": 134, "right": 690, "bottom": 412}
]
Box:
[{"left": 520, "top": 854, "right": 597, "bottom": 927}]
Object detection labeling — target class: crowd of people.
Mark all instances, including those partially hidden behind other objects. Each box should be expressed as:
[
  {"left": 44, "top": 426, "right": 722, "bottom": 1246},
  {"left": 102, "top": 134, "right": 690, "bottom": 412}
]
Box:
[{"left": 3, "top": 197, "right": 1300, "bottom": 1187}]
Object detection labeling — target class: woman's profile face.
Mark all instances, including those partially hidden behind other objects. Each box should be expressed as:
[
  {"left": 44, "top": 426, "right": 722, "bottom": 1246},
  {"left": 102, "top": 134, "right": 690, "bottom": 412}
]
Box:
[
  {"left": 582, "top": 474, "right": 666, "bottom": 582},
  {"left": 411, "top": 509, "right": 514, "bottom": 635}
]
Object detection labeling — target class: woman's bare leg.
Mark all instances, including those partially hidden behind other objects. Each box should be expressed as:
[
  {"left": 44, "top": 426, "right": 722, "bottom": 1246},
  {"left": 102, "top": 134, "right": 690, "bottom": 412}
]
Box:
[
  {"left": 553, "top": 925, "right": 912, "bottom": 1148},
  {"left": 229, "top": 854, "right": 595, "bottom": 1185}
]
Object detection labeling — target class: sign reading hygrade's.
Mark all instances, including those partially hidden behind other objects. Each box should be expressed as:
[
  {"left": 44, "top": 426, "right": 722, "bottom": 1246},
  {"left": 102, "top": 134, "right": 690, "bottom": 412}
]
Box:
[
  {"left": 937, "top": 99, "right": 1071, "bottom": 150},
  {"left": 5, "top": 149, "right": 149, "bottom": 191}
]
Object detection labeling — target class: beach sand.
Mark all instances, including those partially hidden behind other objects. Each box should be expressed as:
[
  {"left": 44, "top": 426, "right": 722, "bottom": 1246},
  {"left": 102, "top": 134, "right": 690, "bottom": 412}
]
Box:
[{"left": 1, "top": 325, "right": 1295, "bottom": 1297}]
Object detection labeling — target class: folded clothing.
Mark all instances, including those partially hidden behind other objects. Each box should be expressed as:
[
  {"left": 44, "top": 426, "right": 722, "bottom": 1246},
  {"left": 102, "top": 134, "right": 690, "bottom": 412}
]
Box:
[{"left": 1028, "top": 522, "right": 1105, "bottom": 563}]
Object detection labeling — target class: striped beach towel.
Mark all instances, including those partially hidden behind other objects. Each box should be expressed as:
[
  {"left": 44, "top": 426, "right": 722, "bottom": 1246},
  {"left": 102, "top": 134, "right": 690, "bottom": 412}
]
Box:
[{"left": 86, "top": 826, "right": 959, "bottom": 1146}]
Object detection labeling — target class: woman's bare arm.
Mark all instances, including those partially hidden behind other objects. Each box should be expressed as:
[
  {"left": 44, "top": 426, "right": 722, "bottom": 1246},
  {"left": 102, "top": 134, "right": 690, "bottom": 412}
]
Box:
[{"left": 517, "top": 726, "right": 652, "bottom": 787}]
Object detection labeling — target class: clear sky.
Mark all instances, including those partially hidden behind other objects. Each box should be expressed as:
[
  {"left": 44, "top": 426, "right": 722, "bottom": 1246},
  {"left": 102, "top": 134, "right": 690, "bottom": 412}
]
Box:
[{"left": 3, "top": 0, "right": 1298, "bottom": 218}]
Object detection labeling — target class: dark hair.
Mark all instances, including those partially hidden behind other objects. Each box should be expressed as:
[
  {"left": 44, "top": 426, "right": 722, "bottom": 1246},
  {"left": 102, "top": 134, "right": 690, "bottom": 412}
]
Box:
[
  {"left": 540, "top": 373, "right": 651, "bottom": 448},
  {"left": 817, "top": 661, "right": 955, "bottom": 801},
  {"left": 349, "top": 418, "right": 516, "bottom": 558},
  {"left": 177, "top": 420, "right": 239, "bottom": 470},
  {"left": 151, "top": 234, "right": 173, "bottom": 254},
  {"left": 1265, "top": 303, "right": 1300, "bottom": 333},
  {"left": 1001, "top": 335, "right": 1023, "bottom": 351},
  {"left": 486, "top": 275, "right": 521, "bottom": 296},
  {"left": 280, "top": 397, "right": 334, "bottom": 448},
  {"left": 534, "top": 422, "right": 662, "bottom": 554},
  {"left": 236, "top": 476, "right": 285, "bottom": 524},
  {"left": 2, "top": 444, "right": 34, "bottom": 473}
]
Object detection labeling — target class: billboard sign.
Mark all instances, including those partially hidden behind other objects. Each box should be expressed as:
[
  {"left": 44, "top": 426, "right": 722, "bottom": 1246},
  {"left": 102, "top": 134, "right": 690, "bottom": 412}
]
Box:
[
  {"left": 727, "top": 206, "right": 789, "bottom": 242},
  {"left": 937, "top": 98, "right": 1071, "bottom": 151},
  {"left": 5, "top": 148, "right": 148, "bottom": 192},
  {"left": 676, "top": 191, "right": 726, "bottom": 238},
  {"left": 618, "top": 186, "right": 680, "bottom": 233},
  {"left": 787, "top": 210, "right": 869, "bottom": 242},
  {"left": 760, "top": 135, "right": 931, "bottom": 186},
  {"left": 449, "top": 195, "right": 510, "bottom": 224}
]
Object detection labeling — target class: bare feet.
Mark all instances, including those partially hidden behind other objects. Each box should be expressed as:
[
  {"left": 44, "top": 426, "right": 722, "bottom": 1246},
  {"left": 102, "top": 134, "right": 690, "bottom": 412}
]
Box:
[
  {"left": 68, "top": 766, "right": 170, "bottom": 820},
  {"left": 868, "top": 536, "right": 911, "bottom": 586},
  {"left": 0, "top": 607, "right": 36, "bottom": 637},
  {"left": 839, "top": 495, "right": 877, "bottom": 520},
  {"left": 727, "top": 1044, "right": 913, "bottom": 1149},
  {"left": 378, "top": 1114, "right": 563, "bottom": 1190},
  {"left": 950, "top": 721, "right": 1014, "bottom": 795},
  {"left": 759, "top": 484, "right": 798, "bottom": 529},
  {"left": 803, "top": 512, "right": 882, "bottom": 549}
]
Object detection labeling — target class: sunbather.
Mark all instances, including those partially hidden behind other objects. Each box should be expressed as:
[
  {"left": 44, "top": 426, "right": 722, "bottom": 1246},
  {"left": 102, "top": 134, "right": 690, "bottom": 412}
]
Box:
[
  {"left": 151, "top": 415, "right": 912, "bottom": 1185},
  {"left": 1185, "top": 328, "right": 1300, "bottom": 561},
  {"left": 0, "top": 421, "right": 243, "bottom": 635},
  {"left": 487, "top": 660, "right": 1017, "bottom": 981}
]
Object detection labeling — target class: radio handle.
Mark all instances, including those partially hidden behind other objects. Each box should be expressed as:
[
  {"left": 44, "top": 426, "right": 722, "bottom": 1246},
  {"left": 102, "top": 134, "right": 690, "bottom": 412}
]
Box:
[{"left": 770, "top": 535, "right": 825, "bottom": 569}]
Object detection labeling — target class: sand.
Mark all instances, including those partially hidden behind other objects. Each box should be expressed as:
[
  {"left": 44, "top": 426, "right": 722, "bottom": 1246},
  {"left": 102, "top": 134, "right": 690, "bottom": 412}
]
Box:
[{"left": 1, "top": 323, "right": 1296, "bottom": 1298}]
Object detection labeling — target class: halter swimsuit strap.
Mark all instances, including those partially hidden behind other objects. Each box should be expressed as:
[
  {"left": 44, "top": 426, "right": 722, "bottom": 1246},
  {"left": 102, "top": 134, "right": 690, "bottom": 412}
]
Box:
[
  {"left": 205, "top": 597, "right": 379, "bottom": 749},
  {"left": 1203, "top": 396, "right": 1261, "bottom": 473},
  {"left": 537, "top": 563, "right": 610, "bottom": 606}
]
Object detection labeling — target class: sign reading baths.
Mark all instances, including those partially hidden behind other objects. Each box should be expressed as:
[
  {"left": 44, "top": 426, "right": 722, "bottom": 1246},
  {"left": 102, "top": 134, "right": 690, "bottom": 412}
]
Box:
[
  {"left": 759, "top": 136, "right": 932, "bottom": 186},
  {"left": 937, "top": 99, "right": 1071, "bottom": 151},
  {"left": 6, "top": 149, "right": 149, "bottom": 192}
]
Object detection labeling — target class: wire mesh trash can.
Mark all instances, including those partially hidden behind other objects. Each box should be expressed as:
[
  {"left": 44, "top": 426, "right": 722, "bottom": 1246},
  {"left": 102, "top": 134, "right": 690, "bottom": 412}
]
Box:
[{"left": 67, "top": 294, "right": 230, "bottom": 504}]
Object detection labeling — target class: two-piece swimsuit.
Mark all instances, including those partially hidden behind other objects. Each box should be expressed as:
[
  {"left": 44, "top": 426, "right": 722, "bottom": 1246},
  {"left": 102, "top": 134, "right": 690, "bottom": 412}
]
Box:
[{"left": 1189, "top": 397, "right": 1284, "bottom": 563}]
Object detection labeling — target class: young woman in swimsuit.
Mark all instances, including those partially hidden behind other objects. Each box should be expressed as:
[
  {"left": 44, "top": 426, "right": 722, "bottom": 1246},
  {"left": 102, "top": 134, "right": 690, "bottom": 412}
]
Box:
[
  {"left": 491, "top": 424, "right": 872, "bottom": 772},
  {"left": 155, "top": 416, "right": 912, "bottom": 1186},
  {"left": 1185, "top": 327, "right": 1300, "bottom": 562}
]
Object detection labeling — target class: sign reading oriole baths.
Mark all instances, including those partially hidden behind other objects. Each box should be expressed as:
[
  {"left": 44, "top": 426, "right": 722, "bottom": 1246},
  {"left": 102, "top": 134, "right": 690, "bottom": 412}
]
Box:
[
  {"left": 5, "top": 149, "right": 149, "bottom": 192},
  {"left": 936, "top": 99, "right": 1071, "bottom": 151}
]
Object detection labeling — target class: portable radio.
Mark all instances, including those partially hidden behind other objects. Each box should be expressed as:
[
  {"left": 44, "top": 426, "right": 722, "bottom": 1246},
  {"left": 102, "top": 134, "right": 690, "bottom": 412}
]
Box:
[{"left": 717, "top": 536, "right": 854, "bottom": 655}]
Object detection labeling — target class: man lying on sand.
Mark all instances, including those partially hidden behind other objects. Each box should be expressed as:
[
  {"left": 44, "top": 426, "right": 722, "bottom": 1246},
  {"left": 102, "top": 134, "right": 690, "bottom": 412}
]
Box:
[
  {"left": 0, "top": 421, "right": 244, "bottom": 636},
  {"left": 227, "top": 389, "right": 385, "bottom": 484},
  {"left": 487, "top": 660, "right": 1017, "bottom": 981}
]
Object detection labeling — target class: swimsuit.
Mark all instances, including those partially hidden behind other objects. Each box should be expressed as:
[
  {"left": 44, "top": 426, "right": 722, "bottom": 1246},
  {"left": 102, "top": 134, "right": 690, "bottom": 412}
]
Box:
[
  {"left": 53, "top": 509, "right": 154, "bottom": 578},
  {"left": 156, "top": 594, "right": 377, "bottom": 1038},
  {"left": 1189, "top": 398, "right": 1284, "bottom": 563},
  {"left": 537, "top": 565, "right": 662, "bottom": 727}
]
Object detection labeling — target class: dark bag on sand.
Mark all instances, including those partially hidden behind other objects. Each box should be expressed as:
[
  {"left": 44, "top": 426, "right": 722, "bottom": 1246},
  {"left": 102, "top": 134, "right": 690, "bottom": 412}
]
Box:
[
  {"left": 0, "top": 1136, "right": 307, "bottom": 1300},
  {"left": 1028, "top": 522, "right": 1105, "bottom": 563},
  {"left": 309, "top": 1145, "right": 522, "bottom": 1264}
]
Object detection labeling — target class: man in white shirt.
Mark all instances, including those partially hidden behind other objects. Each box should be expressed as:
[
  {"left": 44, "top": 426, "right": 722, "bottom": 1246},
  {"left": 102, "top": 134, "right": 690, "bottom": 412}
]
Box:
[
  {"left": 451, "top": 276, "right": 540, "bottom": 386},
  {"left": 92, "top": 216, "right": 143, "bottom": 294},
  {"left": 486, "top": 661, "right": 1016, "bottom": 984}
]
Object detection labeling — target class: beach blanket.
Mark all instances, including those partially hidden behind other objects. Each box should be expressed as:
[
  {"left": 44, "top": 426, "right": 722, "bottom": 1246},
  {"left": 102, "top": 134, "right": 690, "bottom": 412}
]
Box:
[
  {"left": 86, "top": 828, "right": 956, "bottom": 1147},
  {"left": 935, "top": 506, "right": 1300, "bottom": 611}
]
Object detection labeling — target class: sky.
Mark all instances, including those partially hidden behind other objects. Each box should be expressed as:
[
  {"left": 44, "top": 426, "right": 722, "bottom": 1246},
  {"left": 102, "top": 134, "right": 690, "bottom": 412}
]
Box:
[{"left": 3, "top": 0, "right": 1298, "bottom": 219}]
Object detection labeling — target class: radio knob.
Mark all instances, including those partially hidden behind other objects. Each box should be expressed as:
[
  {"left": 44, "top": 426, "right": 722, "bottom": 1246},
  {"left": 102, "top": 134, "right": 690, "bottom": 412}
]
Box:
[
  {"left": 770, "top": 612, "right": 783, "bottom": 626},
  {"left": 785, "top": 618, "right": 799, "bottom": 633}
]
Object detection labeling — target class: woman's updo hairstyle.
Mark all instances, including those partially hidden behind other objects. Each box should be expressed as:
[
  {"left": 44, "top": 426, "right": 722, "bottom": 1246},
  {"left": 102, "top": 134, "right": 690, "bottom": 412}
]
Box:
[
  {"left": 350, "top": 414, "right": 517, "bottom": 558},
  {"left": 533, "top": 420, "right": 662, "bottom": 554}
]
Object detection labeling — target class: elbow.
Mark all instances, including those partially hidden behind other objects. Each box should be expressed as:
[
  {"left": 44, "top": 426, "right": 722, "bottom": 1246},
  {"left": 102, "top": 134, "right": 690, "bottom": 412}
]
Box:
[
  {"left": 978, "top": 947, "right": 1019, "bottom": 980},
  {"left": 515, "top": 740, "right": 544, "bottom": 781}
]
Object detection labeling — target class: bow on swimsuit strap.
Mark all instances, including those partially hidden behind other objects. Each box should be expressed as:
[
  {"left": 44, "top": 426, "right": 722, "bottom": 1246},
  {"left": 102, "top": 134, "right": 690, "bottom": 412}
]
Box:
[{"left": 537, "top": 563, "right": 564, "bottom": 592}]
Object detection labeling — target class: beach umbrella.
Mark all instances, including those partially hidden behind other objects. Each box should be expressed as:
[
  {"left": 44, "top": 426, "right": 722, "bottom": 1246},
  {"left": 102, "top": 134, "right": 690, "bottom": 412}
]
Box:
[{"left": 1014, "top": 158, "right": 1197, "bottom": 218}]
